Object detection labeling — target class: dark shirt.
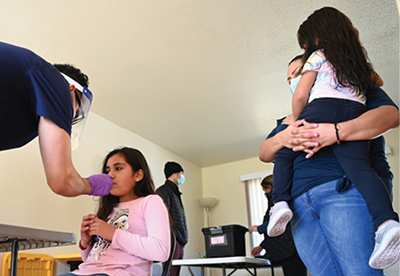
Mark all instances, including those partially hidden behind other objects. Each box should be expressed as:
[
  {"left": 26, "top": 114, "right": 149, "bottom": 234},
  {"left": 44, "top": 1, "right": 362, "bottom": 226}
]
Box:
[
  {"left": 0, "top": 42, "right": 73, "bottom": 151},
  {"left": 267, "top": 86, "right": 397, "bottom": 199},
  {"left": 257, "top": 193, "right": 296, "bottom": 261},
  {"left": 156, "top": 180, "right": 188, "bottom": 246}
]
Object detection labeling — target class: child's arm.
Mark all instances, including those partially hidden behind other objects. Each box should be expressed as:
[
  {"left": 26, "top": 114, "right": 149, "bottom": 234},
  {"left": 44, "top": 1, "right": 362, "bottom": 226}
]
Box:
[
  {"left": 79, "top": 214, "right": 97, "bottom": 261},
  {"left": 372, "top": 72, "right": 383, "bottom": 87},
  {"left": 112, "top": 196, "right": 171, "bottom": 262},
  {"left": 292, "top": 71, "right": 317, "bottom": 119},
  {"left": 282, "top": 114, "right": 295, "bottom": 125}
]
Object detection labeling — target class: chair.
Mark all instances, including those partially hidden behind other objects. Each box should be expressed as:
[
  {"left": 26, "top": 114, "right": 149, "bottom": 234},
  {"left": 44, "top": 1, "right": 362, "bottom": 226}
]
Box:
[
  {"left": 161, "top": 231, "right": 176, "bottom": 276},
  {"left": 2, "top": 253, "right": 54, "bottom": 276},
  {"left": 188, "top": 266, "right": 202, "bottom": 276},
  {"left": 152, "top": 262, "right": 163, "bottom": 276}
]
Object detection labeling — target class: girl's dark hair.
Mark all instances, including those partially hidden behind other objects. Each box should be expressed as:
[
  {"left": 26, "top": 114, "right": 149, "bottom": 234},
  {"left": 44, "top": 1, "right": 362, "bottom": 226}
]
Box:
[
  {"left": 297, "top": 7, "right": 375, "bottom": 95},
  {"left": 96, "top": 147, "right": 155, "bottom": 222}
]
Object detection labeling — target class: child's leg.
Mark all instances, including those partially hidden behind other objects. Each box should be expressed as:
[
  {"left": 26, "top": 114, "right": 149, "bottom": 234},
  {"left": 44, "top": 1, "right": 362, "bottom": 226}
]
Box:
[
  {"left": 267, "top": 200, "right": 293, "bottom": 237},
  {"left": 333, "top": 140, "right": 398, "bottom": 227},
  {"left": 369, "top": 220, "right": 400, "bottom": 269},
  {"left": 267, "top": 100, "right": 336, "bottom": 237},
  {"left": 333, "top": 139, "right": 400, "bottom": 269},
  {"left": 298, "top": 98, "right": 399, "bottom": 268},
  {"left": 268, "top": 134, "right": 300, "bottom": 237},
  {"left": 272, "top": 146, "right": 299, "bottom": 203}
]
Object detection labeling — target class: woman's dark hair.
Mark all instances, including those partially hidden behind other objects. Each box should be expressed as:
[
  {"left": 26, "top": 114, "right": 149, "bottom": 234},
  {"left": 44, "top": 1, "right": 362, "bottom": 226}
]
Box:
[
  {"left": 53, "top": 63, "right": 89, "bottom": 88},
  {"left": 297, "top": 7, "right": 375, "bottom": 95},
  {"left": 261, "top": 175, "right": 273, "bottom": 189},
  {"left": 96, "top": 147, "right": 156, "bottom": 222},
  {"left": 288, "top": 54, "right": 304, "bottom": 66}
]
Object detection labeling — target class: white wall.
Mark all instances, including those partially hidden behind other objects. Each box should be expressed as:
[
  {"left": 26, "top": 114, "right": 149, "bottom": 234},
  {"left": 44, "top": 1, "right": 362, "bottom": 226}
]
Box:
[{"left": 0, "top": 112, "right": 204, "bottom": 276}]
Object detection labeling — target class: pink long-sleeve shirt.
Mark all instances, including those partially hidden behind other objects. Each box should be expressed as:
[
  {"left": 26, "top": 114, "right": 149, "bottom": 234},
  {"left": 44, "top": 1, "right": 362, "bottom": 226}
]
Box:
[{"left": 75, "top": 195, "right": 170, "bottom": 276}]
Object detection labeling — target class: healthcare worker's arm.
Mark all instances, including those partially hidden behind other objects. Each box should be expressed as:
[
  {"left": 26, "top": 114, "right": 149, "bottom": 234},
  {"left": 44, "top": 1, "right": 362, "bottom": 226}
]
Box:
[{"left": 38, "top": 117, "right": 92, "bottom": 196}]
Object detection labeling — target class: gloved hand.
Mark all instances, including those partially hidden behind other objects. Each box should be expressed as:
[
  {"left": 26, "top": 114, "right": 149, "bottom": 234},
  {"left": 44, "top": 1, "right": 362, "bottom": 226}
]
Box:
[{"left": 87, "top": 174, "right": 113, "bottom": 196}]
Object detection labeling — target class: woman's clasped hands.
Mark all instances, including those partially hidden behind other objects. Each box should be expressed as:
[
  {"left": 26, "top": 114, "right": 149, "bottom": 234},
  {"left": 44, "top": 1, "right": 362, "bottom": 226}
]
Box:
[{"left": 288, "top": 119, "right": 338, "bottom": 158}]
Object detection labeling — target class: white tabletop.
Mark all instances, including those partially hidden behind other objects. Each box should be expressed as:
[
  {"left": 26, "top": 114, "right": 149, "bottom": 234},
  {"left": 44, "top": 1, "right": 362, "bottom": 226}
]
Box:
[
  {"left": 172, "top": 256, "right": 271, "bottom": 267},
  {"left": 0, "top": 223, "right": 76, "bottom": 252}
]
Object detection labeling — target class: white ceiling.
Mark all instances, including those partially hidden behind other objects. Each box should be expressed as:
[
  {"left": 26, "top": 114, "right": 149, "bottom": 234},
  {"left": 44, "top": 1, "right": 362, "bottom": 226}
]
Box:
[{"left": 1, "top": 0, "right": 399, "bottom": 167}]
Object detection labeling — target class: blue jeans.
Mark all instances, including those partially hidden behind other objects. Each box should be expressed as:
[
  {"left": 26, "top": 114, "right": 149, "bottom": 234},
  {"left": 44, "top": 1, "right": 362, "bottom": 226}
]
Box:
[
  {"left": 290, "top": 180, "right": 383, "bottom": 276},
  {"left": 274, "top": 98, "right": 397, "bottom": 227}
]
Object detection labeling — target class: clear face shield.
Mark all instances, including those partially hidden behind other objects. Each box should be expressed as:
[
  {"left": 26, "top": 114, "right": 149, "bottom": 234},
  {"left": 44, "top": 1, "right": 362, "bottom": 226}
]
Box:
[{"left": 61, "top": 73, "right": 93, "bottom": 150}]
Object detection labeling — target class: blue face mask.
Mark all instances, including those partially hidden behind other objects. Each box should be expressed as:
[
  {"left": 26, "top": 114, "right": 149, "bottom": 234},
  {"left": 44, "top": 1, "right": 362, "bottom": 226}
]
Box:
[
  {"left": 290, "top": 75, "right": 301, "bottom": 95},
  {"left": 178, "top": 174, "right": 185, "bottom": 186}
]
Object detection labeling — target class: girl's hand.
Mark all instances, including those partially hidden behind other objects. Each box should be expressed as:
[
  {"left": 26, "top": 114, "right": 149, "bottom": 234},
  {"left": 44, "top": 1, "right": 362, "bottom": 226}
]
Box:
[
  {"left": 248, "top": 225, "right": 258, "bottom": 234},
  {"left": 88, "top": 217, "right": 116, "bottom": 241},
  {"left": 282, "top": 114, "right": 295, "bottom": 125},
  {"left": 80, "top": 214, "right": 97, "bottom": 249},
  {"left": 251, "top": 246, "right": 263, "bottom": 257}
]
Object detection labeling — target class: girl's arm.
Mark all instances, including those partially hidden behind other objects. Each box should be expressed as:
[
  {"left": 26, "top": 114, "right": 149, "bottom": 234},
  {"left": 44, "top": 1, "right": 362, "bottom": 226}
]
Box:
[
  {"left": 372, "top": 72, "right": 384, "bottom": 87},
  {"left": 292, "top": 71, "right": 317, "bottom": 119},
  {"left": 112, "top": 195, "right": 171, "bottom": 262}
]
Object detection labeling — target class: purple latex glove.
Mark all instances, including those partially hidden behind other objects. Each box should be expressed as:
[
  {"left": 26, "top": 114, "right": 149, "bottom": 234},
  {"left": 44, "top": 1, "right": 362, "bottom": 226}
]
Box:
[{"left": 88, "top": 174, "right": 113, "bottom": 196}]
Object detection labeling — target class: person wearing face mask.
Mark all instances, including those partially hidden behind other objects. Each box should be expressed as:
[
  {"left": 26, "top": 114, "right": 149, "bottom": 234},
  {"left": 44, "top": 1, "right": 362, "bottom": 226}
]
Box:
[
  {"left": 267, "top": 10, "right": 400, "bottom": 271},
  {"left": 156, "top": 161, "right": 188, "bottom": 276},
  {"left": 248, "top": 175, "right": 307, "bottom": 276},
  {"left": 267, "top": 43, "right": 398, "bottom": 246},
  {"left": 259, "top": 50, "right": 398, "bottom": 274}
]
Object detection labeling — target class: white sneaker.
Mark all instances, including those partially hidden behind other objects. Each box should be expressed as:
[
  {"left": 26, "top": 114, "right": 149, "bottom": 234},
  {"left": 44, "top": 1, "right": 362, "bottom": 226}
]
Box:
[
  {"left": 267, "top": 201, "right": 293, "bottom": 237},
  {"left": 369, "top": 220, "right": 400, "bottom": 269}
]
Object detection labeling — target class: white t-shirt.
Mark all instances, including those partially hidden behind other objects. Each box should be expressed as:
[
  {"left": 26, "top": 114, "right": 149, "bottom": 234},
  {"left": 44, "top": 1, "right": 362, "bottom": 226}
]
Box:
[{"left": 304, "top": 49, "right": 366, "bottom": 105}]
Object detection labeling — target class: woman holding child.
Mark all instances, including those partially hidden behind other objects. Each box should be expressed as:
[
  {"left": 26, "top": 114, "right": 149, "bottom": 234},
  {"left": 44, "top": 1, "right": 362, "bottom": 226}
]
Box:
[{"left": 260, "top": 7, "right": 400, "bottom": 276}]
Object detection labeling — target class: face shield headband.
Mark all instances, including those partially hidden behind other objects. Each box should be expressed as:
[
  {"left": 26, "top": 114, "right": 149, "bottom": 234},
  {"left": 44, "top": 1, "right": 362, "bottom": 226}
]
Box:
[
  {"left": 60, "top": 73, "right": 93, "bottom": 125},
  {"left": 61, "top": 73, "right": 93, "bottom": 150}
]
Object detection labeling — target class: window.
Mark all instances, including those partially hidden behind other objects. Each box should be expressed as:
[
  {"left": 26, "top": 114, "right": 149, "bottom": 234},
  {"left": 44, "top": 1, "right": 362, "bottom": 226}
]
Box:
[{"left": 240, "top": 170, "right": 272, "bottom": 251}]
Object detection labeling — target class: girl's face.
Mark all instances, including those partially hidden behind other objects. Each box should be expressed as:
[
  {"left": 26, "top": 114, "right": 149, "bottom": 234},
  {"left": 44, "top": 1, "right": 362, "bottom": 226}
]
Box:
[{"left": 105, "top": 153, "right": 143, "bottom": 202}]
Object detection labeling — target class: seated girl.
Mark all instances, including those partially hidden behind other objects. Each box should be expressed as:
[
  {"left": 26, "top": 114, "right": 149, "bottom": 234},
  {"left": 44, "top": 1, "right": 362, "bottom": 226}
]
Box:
[{"left": 59, "top": 147, "right": 170, "bottom": 276}]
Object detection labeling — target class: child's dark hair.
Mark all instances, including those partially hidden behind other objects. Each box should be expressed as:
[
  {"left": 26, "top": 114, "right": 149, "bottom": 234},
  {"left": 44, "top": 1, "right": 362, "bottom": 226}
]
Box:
[
  {"left": 96, "top": 147, "right": 156, "bottom": 222},
  {"left": 297, "top": 7, "right": 375, "bottom": 95},
  {"left": 53, "top": 63, "right": 89, "bottom": 88}
]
